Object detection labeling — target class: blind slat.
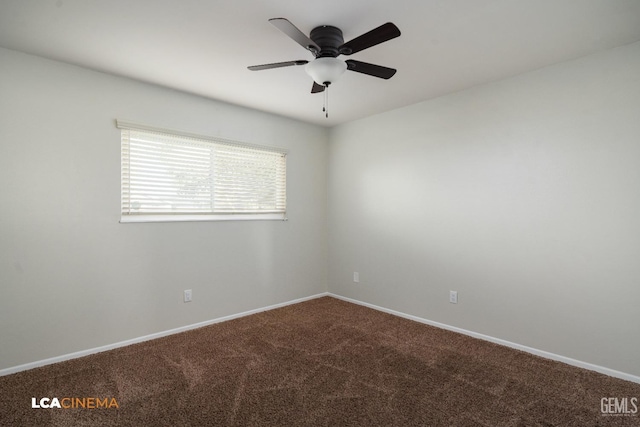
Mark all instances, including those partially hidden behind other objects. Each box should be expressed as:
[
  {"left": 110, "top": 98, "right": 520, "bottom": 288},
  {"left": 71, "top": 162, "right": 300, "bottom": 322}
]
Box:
[{"left": 121, "top": 128, "right": 286, "bottom": 216}]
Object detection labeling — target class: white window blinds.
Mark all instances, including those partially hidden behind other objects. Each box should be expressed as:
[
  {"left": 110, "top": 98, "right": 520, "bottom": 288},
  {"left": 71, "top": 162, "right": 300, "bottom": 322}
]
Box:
[{"left": 118, "top": 121, "right": 287, "bottom": 222}]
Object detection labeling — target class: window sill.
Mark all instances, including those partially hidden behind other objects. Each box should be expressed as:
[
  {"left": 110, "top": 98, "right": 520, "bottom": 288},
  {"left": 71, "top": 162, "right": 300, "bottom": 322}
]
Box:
[{"left": 120, "top": 213, "right": 287, "bottom": 223}]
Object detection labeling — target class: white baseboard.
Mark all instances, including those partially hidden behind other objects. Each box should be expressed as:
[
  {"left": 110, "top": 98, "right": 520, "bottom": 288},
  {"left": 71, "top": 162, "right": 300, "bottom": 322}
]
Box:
[
  {"left": 0, "top": 292, "right": 329, "bottom": 377},
  {"left": 4, "top": 291, "right": 638, "bottom": 385},
  {"left": 328, "top": 293, "right": 640, "bottom": 385}
]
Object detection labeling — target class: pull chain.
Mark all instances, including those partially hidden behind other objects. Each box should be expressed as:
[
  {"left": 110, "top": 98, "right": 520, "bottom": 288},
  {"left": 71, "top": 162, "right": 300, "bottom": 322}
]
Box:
[
  {"left": 325, "top": 84, "right": 328, "bottom": 118},
  {"left": 323, "top": 83, "right": 330, "bottom": 118}
]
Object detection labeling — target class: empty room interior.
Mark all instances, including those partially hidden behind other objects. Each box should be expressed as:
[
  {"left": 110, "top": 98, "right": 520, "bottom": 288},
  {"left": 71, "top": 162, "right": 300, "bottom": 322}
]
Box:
[{"left": 1, "top": 0, "right": 640, "bottom": 425}]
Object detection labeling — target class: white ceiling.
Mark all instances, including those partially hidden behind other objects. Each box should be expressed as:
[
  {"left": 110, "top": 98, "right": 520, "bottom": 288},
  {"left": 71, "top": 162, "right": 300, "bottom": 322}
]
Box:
[{"left": 1, "top": 0, "right": 640, "bottom": 127}]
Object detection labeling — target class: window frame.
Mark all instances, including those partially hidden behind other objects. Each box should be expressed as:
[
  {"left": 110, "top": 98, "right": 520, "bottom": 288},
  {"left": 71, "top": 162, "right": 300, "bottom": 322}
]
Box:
[{"left": 117, "top": 120, "right": 288, "bottom": 223}]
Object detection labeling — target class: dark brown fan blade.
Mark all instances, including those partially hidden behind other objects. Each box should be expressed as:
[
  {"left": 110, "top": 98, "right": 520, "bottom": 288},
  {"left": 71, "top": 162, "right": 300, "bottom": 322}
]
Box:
[
  {"left": 269, "top": 18, "right": 320, "bottom": 56},
  {"left": 248, "top": 60, "right": 308, "bottom": 71},
  {"left": 311, "top": 81, "right": 325, "bottom": 93},
  {"left": 345, "top": 60, "right": 396, "bottom": 79},
  {"left": 338, "top": 22, "right": 400, "bottom": 55}
]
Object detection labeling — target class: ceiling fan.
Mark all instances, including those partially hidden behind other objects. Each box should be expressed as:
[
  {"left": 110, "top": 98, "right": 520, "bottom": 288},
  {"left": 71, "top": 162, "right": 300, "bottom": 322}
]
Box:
[{"left": 248, "top": 18, "right": 401, "bottom": 117}]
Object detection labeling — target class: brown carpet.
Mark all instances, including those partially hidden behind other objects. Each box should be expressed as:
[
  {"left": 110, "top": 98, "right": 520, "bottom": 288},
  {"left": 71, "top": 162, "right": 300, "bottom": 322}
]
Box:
[{"left": 1, "top": 296, "right": 639, "bottom": 426}]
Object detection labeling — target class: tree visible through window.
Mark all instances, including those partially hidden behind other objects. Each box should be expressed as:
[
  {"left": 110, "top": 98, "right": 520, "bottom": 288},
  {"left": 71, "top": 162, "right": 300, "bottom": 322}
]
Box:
[{"left": 118, "top": 121, "right": 287, "bottom": 222}]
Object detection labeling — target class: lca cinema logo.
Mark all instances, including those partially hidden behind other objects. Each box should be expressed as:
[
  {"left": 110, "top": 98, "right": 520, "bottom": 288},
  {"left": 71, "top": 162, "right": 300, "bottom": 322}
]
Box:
[
  {"left": 601, "top": 397, "right": 638, "bottom": 417},
  {"left": 31, "top": 397, "right": 119, "bottom": 409}
]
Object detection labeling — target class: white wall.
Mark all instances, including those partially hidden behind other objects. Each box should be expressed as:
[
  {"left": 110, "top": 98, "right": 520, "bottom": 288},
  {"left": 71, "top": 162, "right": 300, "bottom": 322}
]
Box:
[
  {"left": 3, "top": 39, "right": 639, "bottom": 379},
  {"left": 328, "top": 42, "right": 640, "bottom": 377},
  {"left": 0, "top": 47, "right": 328, "bottom": 370}
]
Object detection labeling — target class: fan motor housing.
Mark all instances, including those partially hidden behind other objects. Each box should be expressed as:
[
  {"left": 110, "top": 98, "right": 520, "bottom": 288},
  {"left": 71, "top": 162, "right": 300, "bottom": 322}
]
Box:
[{"left": 310, "top": 25, "right": 345, "bottom": 57}]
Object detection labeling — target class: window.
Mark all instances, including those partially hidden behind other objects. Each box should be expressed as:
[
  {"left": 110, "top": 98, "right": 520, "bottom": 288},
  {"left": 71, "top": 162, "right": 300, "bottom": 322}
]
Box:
[{"left": 117, "top": 121, "right": 287, "bottom": 222}]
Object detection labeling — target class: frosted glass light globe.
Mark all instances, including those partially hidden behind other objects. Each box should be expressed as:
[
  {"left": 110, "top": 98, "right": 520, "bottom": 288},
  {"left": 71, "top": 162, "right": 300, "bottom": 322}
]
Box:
[{"left": 305, "top": 57, "right": 347, "bottom": 85}]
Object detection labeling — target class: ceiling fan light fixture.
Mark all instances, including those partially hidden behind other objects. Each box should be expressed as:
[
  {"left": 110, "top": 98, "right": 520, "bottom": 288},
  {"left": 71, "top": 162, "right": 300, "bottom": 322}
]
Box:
[
  {"left": 305, "top": 57, "right": 347, "bottom": 86},
  {"left": 249, "top": 19, "right": 401, "bottom": 118}
]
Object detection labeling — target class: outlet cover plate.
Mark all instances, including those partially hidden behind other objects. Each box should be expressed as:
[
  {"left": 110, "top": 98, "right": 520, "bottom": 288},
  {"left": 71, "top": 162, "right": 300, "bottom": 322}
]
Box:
[{"left": 449, "top": 291, "right": 458, "bottom": 304}]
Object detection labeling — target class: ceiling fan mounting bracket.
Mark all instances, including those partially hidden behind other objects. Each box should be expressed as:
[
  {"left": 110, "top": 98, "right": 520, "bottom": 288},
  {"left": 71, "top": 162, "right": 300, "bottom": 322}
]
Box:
[{"left": 310, "top": 25, "right": 344, "bottom": 58}]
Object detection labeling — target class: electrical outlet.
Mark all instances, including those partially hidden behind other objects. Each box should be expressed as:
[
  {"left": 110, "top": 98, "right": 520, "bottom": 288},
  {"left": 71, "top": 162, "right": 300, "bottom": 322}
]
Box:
[
  {"left": 449, "top": 291, "right": 458, "bottom": 304},
  {"left": 353, "top": 272, "right": 360, "bottom": 283},
  {"left": 184, "top": 289, "right": 192, "bottom": 303}
]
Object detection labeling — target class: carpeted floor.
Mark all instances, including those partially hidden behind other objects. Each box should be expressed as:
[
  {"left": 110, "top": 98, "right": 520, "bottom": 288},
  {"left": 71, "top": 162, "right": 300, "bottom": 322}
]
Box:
[{"left": 1, "top": 296, "right": 639, "bottom": 426}]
